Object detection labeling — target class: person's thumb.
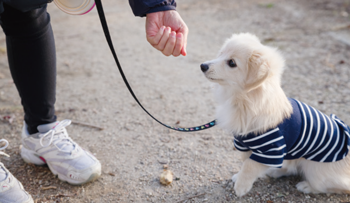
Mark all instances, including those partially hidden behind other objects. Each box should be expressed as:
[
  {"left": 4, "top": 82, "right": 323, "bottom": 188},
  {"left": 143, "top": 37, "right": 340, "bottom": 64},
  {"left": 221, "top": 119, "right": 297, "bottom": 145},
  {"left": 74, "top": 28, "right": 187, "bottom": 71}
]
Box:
[{"left": 180, "top": 27, "right": 188, "bottom": 56}]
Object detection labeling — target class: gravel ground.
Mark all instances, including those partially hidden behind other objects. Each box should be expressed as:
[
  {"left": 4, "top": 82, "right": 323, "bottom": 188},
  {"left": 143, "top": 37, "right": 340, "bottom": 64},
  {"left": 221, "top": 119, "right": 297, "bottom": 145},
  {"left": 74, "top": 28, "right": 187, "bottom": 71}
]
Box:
[{"left": 0, "top": 0, "right": 350, "bottom": 202}]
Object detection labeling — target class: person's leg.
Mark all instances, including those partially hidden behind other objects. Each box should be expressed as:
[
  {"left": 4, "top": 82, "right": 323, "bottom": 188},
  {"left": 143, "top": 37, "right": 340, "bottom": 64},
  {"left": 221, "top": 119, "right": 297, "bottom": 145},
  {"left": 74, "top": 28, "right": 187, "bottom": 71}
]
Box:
[
  {"left": 0, "top": 5, "right": 53, "bottom": 202},
  {"left": 0, "top": 3, "right": 56, "bottom": 134},
  {"left": 1, "top": 3, "right": 101, "bottom": 186}
]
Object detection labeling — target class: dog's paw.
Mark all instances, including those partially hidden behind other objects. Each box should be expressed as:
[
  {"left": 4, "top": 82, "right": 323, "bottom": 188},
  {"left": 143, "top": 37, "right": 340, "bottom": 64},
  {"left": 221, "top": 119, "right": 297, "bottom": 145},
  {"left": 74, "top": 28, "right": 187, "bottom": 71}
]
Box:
[
  {"left": 234, "top": 179, "right": 252, "bottom": 197},
  {"left": 296, "top": 181, "right": 314, "bottom": 193},
  {"left": 231, "top": 174, "right": 238, "bottom": 183}
]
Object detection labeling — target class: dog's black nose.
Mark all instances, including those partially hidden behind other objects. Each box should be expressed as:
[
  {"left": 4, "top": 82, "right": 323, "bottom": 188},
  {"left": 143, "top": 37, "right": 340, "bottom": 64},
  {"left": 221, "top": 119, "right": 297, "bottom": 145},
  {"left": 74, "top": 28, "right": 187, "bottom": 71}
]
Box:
[{"left": 201, "top": 63, "right": 209, "bottom": 72}]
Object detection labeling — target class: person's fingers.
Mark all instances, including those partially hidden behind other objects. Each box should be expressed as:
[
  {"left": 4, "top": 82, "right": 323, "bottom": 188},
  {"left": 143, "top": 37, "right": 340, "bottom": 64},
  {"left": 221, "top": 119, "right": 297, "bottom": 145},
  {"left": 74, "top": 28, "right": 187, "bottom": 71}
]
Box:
[
  {"left": 155, "top": 27, "right": 171, "bottom": 51},
  {"left": 162, "top": 31, "right": 177, "bottom": 56},
  {"left": 147, "top": 26, "right": 165, "bottom": 46},
  {"left": 172, "top": 33, "right": 183, "bottom": 57}
]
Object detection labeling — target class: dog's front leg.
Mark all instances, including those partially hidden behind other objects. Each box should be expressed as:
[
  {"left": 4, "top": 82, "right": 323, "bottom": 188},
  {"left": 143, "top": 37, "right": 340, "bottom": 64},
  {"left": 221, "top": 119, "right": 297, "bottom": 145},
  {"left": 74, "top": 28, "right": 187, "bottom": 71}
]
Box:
[
  {"left": 232, "top": 158, "right": 269, "bottom": 197},
  {"left": 232, "top": 151, "right": 252, "bottom": 183}
]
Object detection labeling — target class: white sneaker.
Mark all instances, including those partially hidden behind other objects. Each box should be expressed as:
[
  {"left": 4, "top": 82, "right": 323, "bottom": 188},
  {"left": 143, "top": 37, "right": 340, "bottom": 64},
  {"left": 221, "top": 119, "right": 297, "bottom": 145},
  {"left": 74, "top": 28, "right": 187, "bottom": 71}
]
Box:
[
  {"left": 0, "top": 139, "right": 34, "bottom": 203},
  {"left": 20, "top": 120, "right": 101, "bottom": 185}
]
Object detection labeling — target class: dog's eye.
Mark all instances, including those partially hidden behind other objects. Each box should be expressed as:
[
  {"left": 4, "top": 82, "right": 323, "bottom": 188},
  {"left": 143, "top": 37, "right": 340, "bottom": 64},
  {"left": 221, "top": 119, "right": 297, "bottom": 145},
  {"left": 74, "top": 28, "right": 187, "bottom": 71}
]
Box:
[{"left": 228, "top": 59, "right": 237, "bottom": 68}]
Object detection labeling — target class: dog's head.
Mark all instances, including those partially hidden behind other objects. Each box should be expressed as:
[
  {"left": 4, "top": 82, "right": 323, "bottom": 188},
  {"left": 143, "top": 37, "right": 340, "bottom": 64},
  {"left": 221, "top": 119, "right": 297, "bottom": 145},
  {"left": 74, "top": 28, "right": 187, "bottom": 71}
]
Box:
[{"left": 201, "top": 33, "right": 284, "bottom": 93}]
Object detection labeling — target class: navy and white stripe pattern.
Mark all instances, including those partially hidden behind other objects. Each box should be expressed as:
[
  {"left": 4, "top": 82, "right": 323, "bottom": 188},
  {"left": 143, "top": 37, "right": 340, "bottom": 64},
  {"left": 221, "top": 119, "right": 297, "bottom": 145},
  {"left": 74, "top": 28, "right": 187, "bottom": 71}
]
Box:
[{"left": 234, "top": 98, "right": 350, "bottom": 168}]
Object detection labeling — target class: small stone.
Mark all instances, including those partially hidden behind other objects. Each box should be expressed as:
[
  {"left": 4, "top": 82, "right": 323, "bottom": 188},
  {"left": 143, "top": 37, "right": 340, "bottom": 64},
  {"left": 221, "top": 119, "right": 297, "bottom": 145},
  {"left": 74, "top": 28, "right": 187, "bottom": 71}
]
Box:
[{"left": 341, "top": 11, "right": 349, "bottom": 17}]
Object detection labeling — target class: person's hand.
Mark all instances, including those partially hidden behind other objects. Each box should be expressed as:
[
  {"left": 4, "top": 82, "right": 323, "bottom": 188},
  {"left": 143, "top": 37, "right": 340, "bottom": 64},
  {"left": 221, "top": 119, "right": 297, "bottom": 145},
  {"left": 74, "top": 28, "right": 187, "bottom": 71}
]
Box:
[{"left": 146, "top": 10, "right": 188, "bottom": 57}]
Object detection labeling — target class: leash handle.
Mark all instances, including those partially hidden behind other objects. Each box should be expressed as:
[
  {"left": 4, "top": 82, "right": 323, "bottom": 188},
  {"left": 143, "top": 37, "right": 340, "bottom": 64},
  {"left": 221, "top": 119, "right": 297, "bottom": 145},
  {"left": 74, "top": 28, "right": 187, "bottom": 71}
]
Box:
[{"left": 94, "top": 0, "right": 216, "bottom": 132}]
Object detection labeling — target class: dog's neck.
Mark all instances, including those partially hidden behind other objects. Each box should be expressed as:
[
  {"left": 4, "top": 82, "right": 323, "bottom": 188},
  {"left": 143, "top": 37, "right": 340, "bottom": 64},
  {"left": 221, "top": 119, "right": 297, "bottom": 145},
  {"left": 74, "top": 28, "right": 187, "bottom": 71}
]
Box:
[{"left": 214, "top": 81, "right": 293, "bottom": 136}]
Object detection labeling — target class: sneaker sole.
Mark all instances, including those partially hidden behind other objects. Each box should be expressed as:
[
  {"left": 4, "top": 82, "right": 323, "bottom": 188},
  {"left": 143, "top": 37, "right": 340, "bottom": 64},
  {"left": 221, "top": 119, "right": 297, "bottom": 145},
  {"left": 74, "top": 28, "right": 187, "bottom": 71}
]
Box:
[
  {"left": 48, "top": 162, "right": 102, "bottom": 185},
  {"left": 20, "top": 145, "right": 102, "bottom": 185}
]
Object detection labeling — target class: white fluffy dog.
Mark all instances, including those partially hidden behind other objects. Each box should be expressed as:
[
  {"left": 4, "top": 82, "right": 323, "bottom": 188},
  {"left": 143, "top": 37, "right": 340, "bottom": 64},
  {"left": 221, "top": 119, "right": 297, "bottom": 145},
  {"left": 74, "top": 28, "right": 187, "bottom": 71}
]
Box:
[{"left": 201, "top": 33, "right": 350, "bottom": 196}]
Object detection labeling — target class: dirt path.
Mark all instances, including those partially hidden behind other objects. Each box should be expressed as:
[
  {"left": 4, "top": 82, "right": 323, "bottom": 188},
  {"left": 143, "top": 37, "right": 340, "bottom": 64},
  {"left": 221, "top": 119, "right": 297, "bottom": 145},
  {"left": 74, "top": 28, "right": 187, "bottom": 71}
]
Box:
[{"left": 0, "top": 0, "right": 350, "bottom": 202}]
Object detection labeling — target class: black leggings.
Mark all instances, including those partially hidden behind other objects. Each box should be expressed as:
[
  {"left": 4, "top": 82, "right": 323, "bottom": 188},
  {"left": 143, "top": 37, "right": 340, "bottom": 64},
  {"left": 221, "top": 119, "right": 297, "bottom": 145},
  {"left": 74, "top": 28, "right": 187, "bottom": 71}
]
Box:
[{"left": 0, "top": 4, "right": 56, "bottom": 134}]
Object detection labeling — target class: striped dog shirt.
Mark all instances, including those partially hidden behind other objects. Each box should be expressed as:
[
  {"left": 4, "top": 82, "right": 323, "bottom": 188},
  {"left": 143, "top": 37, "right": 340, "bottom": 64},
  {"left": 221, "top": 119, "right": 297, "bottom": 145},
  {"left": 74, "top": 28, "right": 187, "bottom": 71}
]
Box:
[{"left": 234, "top": 98, "right": 350, "bottom": 168}]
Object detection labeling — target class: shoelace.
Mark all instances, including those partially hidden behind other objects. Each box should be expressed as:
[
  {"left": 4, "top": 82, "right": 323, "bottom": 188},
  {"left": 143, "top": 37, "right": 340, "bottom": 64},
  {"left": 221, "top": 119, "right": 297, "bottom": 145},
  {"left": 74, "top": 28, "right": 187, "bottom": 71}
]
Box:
[
  {"left": 39, "top": 120, "right": 77, "bottom": 154},
  {"left": 0, "top": 139, "right": 9, "bottom": 157}
]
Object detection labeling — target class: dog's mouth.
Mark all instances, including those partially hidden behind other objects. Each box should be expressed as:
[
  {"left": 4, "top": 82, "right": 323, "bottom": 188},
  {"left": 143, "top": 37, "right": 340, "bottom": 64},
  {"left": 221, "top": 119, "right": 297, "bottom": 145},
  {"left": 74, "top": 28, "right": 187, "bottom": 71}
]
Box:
[
  {"left": 203, "top": 69, "right": 224, "bottom": 82},
  {"left": 206, "top": 76, "right": 223, "bottom": 82}
]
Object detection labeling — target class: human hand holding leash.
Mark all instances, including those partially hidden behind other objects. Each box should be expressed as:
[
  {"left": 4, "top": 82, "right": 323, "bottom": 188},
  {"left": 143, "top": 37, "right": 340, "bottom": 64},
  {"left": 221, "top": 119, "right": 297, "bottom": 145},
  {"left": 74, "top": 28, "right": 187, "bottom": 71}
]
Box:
[{"left": 146, "top": 10, "right": 188, "bottom": 57}]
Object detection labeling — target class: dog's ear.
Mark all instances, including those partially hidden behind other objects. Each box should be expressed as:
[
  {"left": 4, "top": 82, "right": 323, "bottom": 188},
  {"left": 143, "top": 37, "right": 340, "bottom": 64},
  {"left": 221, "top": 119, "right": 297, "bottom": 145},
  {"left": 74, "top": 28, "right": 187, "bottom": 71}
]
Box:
[{"left": 245, "top": 51, "right": 270, "bottom": 92}]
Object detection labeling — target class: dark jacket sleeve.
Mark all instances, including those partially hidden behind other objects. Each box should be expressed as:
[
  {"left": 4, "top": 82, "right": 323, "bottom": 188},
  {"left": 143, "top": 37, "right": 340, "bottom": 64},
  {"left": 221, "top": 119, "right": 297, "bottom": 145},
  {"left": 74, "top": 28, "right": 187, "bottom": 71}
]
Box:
[
  {"left": 0, "top": 0, "right": 51, "bottom": 13},
  {"left": 129, "top": 0, "right": 176, "bottom": 17}
]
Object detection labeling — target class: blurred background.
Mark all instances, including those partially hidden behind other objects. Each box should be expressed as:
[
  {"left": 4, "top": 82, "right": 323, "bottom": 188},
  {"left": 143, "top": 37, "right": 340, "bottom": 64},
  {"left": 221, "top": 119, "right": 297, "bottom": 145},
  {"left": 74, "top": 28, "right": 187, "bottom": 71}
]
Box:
[{"left": 0, "top": 0, "right": 349, "bottom": 202}]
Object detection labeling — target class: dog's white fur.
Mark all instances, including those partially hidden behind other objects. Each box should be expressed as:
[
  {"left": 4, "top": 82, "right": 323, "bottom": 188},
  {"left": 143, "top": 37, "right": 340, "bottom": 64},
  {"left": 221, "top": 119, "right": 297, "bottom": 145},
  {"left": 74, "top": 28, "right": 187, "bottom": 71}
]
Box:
[{"left": 202, "top": 33, "right": 350, "bottom": 196}]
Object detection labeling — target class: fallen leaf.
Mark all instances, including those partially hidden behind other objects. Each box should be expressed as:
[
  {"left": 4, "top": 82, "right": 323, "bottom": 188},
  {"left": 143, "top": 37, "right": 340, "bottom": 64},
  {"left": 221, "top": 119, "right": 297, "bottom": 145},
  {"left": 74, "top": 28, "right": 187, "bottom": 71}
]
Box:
[{"left": 160, "top": 170, "right": 173, "bottom": 185}]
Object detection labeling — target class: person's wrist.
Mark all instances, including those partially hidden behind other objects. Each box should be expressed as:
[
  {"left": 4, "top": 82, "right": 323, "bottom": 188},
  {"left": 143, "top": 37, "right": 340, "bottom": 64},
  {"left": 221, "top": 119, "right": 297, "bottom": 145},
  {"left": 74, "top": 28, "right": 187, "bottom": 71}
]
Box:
[
  {"left": 145, "top": 6, "right": 176, "bottom": 16},
  {"left": 146, "top": 9, "right": 177, "bottom": 17}
]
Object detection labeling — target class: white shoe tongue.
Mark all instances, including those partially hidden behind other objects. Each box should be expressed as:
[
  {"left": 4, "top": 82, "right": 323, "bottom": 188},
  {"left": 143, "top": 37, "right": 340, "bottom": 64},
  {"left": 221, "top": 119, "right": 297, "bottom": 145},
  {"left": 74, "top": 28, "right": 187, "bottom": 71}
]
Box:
[
  {"left": 37, "top": 122, "right": 75, "bottom": 153},
  {"left": 37, "top": 122, "right": 60, "bottom": 133}
]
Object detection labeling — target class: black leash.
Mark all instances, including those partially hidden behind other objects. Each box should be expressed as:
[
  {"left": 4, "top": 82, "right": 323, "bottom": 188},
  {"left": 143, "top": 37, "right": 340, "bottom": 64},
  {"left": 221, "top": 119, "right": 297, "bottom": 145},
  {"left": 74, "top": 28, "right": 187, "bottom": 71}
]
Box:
[{"left": 94, "top": 0, "right": 216, "bottom": 132}]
